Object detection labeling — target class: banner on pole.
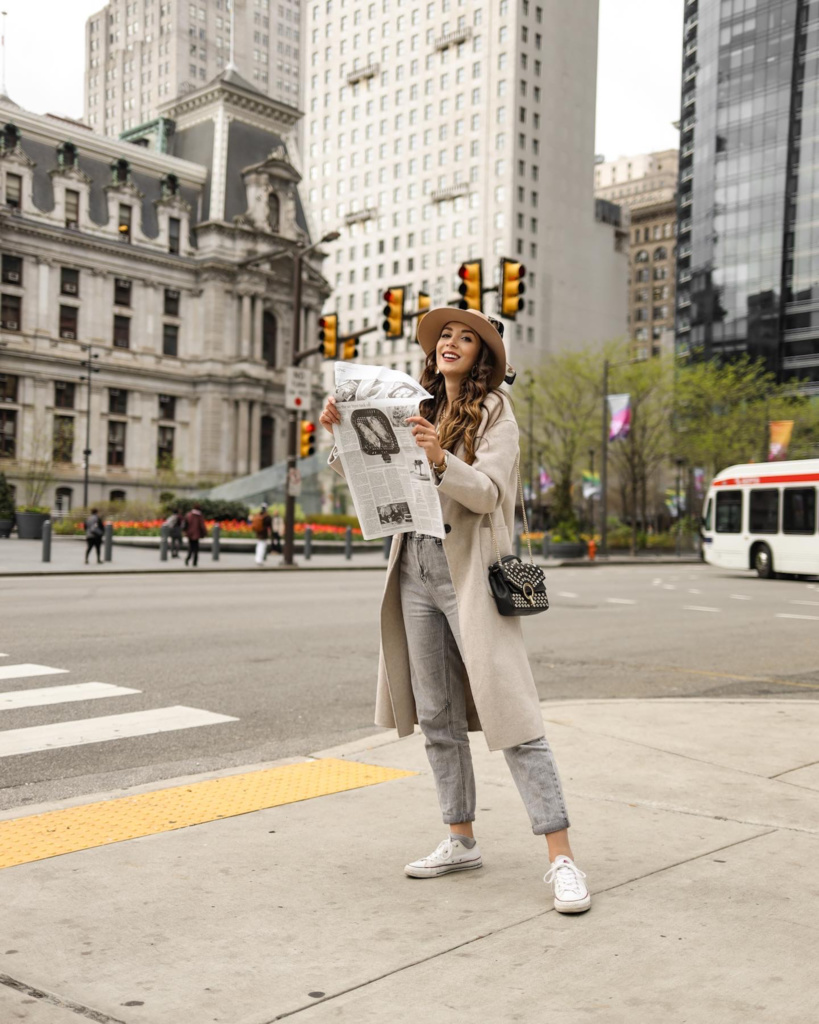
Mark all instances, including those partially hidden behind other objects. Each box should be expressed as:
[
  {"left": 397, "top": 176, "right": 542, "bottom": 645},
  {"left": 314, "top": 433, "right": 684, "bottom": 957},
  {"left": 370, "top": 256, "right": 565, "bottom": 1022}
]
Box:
[
  {"left": 768, "top": 420, "right": 793, "bottom": 461},
  {"left": 693, "top": 467, "right": 705, "bottom": 495},
  {"left": 582, "top": 471, "right": 601, "bottom": 500},
  {"left": 607, "top": 393, "right": 631, "bottom": 441},
  {"left": 539, "top": 467, "right": 554, "bottom": 493}
]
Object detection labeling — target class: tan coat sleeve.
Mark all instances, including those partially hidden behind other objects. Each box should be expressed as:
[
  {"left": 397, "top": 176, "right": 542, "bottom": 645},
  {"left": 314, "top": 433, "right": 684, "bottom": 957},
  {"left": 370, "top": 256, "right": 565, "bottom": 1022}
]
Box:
[{"left": 434, "top": 398, "right": 519, "bottom": 515}]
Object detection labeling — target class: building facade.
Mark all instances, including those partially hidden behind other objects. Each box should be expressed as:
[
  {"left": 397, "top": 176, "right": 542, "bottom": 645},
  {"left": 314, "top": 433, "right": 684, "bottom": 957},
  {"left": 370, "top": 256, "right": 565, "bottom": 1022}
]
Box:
[
  {"left": 301, "top": 0, "right": 627, "bottom": 379},
  {"left": 595, "top": 150, "right": 679, "bottom": 360},
  {"left": 85, "top": 0, "right": 302, "bottom": 138},
  {"left": 677, "top": 0, "right": 819, "bottom": 390},
  {"left": 0, "top": 71, "right": 329, "bottom": 512}
]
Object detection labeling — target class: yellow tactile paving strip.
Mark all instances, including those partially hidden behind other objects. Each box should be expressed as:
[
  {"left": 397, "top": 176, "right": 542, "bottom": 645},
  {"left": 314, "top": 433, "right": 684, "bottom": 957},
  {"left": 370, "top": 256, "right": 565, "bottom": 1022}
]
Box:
[{"left": 0, "top": 758, "right": 417, "bottom": 870}]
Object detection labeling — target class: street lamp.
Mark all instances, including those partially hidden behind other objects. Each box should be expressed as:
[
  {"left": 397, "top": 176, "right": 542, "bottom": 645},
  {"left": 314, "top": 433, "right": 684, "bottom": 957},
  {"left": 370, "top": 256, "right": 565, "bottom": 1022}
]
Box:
[{"left": 675, "top": 457, "right": 685, "bottom": 558}]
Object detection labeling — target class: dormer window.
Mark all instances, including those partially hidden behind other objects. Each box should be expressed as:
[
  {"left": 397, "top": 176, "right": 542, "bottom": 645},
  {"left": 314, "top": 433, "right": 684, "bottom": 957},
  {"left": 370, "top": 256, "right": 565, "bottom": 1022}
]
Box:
[
  {"left": 118, "top": 203, "right": 132, "bottom": 242},
  {"left": 161, "top": 173, "right": 179, "bottom": 198},
  {"left": 267, "top": 192, "right": 280, "bottom": 231},
  {"left": 111, "top": 158, "right": 130, "bottom": 185},
  {"left": 57, "top": 142, "right": 79, "bottom": 169},
  {"left": 1, "top": 123, "right": 20, "bottom": 152}
]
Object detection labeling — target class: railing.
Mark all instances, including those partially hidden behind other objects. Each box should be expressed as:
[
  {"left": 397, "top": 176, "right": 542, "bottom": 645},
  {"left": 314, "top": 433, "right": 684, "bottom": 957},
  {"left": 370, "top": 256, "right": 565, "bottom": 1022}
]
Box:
[
  {"left": 434, "top": 26, "right": 472, "bottom": 51},
  {"left": 430, "top": 182, "right": 469, "bottom": 203},
  {"left": 346, "top": 62, "right": 380, "bottom": 85}
]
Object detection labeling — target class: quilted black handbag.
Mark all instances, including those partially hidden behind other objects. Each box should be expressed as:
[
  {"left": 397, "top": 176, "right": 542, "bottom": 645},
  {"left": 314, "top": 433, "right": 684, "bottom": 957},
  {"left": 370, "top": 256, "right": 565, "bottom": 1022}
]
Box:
[{"left": 485, "top": 461, "right": 549, "bottom": 616}]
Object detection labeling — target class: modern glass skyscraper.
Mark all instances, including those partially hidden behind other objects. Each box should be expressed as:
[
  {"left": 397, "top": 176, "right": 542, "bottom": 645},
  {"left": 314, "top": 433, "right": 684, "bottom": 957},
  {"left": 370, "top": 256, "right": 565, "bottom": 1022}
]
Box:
[{"left": 677, "top": 0, "right": 819, "bottom": 391}]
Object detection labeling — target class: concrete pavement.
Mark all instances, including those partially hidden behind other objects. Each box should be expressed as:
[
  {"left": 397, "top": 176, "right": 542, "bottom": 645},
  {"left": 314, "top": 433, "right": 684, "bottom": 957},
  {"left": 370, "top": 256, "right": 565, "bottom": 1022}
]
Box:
[{"left": 1, "top": 696, "right": 817, "bottom": 1023}]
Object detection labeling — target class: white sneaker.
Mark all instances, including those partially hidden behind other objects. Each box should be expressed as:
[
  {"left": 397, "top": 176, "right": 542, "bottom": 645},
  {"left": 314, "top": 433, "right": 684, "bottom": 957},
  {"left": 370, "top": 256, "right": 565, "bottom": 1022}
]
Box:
[
  {"left": 544, "top": 855, "right": 591, "bottom": 913},
  {"left": 404, "top": 836, "right": 483, "bottom": 878}
]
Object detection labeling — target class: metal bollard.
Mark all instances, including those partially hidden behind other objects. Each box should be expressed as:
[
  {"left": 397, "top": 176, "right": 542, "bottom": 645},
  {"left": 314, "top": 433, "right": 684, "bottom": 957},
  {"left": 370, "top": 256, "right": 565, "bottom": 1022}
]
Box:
[
  {"left": 345, "top": 525, "right": 352, "bottom": 560},
  {"left": 211, "top": 523, "right": 220, "bottom": 561},
  {"left": 159, "top": 524, "right": 169, "bottom": 561},
  {"left": 304, "top": 525, "right": 312, "bottom": 560},
  {"left": 383, "top": 535, "right": 391, "bottom": 560},
  {"left": 42, "top": 519, "right": 52, "bottom": 563},
  {"left": 515, "top": 531, "right": 522, "bottom": 560},
  {"left": 103, "top": 522, "right": 113, "bottom": 562}
]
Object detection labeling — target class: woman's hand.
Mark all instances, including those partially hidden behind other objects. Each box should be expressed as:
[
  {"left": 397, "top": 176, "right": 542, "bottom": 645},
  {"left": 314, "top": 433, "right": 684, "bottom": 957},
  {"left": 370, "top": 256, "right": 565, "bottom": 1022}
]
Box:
[
  {"left": 406, "top": 415, "right": 445, "bottom": 466},
  {"left": 319, "top": 395, "right": 341, "bottom": 436}
]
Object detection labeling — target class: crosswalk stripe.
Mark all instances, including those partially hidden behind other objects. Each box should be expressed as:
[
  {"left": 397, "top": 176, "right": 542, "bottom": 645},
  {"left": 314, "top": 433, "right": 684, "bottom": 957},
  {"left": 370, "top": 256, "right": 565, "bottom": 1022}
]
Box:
[
  {"left": 0, "top": 706, "right": 238, "bottom": 758},
  {"left": 0, "top": 664, "right": 69, "bottom": 682},
  {"left": 0, "top": 682, "right": 140, "bottom": 711}
]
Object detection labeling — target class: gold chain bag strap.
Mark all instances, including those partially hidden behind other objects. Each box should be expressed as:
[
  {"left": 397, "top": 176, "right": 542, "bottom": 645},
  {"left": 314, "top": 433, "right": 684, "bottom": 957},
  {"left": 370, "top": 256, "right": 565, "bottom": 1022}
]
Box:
[{"left": 485, "top": 456, "right": 550, "bottom": 616}]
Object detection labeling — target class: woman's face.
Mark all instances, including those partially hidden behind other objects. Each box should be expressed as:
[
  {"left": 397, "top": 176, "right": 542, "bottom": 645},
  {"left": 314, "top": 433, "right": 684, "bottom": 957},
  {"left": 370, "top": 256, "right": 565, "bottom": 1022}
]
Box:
[{"left": 435, "top": 322, "right": 481, "bottom": 382}]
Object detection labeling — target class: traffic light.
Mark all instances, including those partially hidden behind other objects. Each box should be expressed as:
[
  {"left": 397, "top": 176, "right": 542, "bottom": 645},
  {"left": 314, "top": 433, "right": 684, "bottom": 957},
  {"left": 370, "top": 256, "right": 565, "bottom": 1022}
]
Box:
[
  {"left": 382, "top": 286, "right": 405, "bottom": 338},
  {"left": 318, "top": 313, "right": 338, "bottom": 358},
  {"left": 458, "top": 260, "right": 483, "bottom": 311},
  {"left": 341, "top": 336, "right": 359, "bottom": 360},
  {"left": 500, "top": 259, "right": 526, "bottom": 319},
  {"left": 415, "top": 291, "right": 431, "bottom": 342},
  {"left": 299, "top": 420, "right": 316, "bottom": 458}
]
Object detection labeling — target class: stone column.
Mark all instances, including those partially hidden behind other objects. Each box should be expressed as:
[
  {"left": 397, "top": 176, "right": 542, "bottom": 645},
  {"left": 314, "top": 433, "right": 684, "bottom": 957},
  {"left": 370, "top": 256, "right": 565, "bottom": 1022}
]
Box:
[
  {"left": 236, "top": 399, "right": 250, "bottom": 476},
  {"left": 35, "top": 258, "right": 52, "bottom": 336},
  {"left": 249, "top": 400, "right": 261, "bottom": 474},
  {"left": 252, "top": 297, "right": 263, "bottom": 363},
  {"left": 240, "top": 294, "right": 252, "bottom": 360}
]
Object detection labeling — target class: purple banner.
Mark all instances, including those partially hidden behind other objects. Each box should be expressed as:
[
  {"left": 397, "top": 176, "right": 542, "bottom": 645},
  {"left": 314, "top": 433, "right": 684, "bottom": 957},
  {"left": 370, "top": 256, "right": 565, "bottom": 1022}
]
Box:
[{"left": 607, "top": 393, "right": 631, "bottom": 442}]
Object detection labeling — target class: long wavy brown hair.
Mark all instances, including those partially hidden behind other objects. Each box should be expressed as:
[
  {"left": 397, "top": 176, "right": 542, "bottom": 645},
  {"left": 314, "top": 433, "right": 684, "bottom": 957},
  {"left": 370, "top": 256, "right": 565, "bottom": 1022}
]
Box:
[{"left": 419, "top": 337, "right": 506, "bottom": 465}]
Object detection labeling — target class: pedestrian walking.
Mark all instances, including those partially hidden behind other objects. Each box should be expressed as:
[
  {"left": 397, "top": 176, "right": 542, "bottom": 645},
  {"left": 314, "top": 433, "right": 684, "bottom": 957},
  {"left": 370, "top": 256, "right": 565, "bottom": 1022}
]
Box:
[
  {"left": 183, "top": 503, "right": 207, "bottom": 567},
  {"left": 320, "top": 307, "right": 590, "bottom": 913},
  {"left": 84, "top": 508, "right": 105, "bottom": 565},
  {"left": 164, "top": 509, "right": 183, "bottom": 558},
  {"left": 251, "top": 503, "right": 273, "bottom": 565},
  {"left": 270, "top": 510, "right": 283, "bottom": 554}
]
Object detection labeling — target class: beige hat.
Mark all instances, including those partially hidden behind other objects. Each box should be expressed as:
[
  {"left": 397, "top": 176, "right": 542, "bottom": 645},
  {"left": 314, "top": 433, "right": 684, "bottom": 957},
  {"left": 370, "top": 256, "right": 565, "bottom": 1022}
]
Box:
[{"left": 416, "top": 307, "right": 507, "bottom": 389}]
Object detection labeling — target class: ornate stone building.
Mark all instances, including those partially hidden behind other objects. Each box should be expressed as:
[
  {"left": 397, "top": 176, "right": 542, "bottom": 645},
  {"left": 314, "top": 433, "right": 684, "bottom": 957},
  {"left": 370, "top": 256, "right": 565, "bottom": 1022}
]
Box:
[{"left": 0, "top": 69, "right": 330, "bottom": 511}]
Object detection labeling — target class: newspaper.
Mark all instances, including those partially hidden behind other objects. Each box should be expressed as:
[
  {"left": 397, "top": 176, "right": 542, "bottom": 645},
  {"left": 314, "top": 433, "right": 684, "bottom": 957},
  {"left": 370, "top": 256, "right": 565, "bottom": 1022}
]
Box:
[{"left": 331, "top": 362, "right": 446, "bottom": 540}]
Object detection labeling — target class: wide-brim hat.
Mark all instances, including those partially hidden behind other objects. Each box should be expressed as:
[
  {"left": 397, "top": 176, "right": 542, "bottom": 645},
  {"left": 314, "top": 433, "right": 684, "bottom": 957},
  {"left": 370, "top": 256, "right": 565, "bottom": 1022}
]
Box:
[{"left": 416, "top": 307, "right": 507, "bottom": 389}]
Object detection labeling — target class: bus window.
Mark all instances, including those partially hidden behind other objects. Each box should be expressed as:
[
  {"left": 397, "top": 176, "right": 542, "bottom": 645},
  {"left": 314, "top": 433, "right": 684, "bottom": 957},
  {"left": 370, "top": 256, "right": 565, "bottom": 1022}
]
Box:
[
  {"left": 749, "top": 489, "right": 779, "bottom": 534},
  {"left": 715, "top": 490, "right": 742, "bottom": 533},
  {"left": 704, "top": 497, "right": 713, "bottom": 531},
  {"left": 783, "top": 488, "right": 817, "bottom": 534}
]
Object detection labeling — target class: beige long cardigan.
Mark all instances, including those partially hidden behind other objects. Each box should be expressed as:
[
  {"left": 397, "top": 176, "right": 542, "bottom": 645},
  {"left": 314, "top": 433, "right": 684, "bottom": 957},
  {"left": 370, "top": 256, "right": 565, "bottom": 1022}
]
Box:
[{"left": 331, "top": 391, "right": 545, "bottom": 751}]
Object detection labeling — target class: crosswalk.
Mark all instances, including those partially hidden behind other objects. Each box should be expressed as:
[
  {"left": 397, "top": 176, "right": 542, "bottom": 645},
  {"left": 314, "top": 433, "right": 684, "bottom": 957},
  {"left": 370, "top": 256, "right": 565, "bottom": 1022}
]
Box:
[{"left": 0, "top": 657, "right": 237, "bottom": 759}]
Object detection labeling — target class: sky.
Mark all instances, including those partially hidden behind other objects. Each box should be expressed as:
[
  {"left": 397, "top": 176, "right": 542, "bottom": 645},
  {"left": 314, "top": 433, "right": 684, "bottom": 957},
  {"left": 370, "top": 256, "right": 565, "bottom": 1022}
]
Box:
[{"left": 1, "top": 0, "right": 684, "bottom": 161}]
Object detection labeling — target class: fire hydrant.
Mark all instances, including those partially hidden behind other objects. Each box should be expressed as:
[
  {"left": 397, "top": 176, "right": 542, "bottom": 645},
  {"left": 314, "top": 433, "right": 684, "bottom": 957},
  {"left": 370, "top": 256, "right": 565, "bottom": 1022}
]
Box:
[{"left": 587, "top": 538, "right": 597, "bottom": 561}]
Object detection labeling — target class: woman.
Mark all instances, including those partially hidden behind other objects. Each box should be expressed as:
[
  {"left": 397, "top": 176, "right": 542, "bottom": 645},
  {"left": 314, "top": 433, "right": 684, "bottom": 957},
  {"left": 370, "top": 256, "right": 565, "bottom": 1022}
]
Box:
[
  {"left": 319, "top": 307, "right": 590, "bottom": 913},
  {"left": 84, "top": 508, "right": 105, "bottom": 565}
]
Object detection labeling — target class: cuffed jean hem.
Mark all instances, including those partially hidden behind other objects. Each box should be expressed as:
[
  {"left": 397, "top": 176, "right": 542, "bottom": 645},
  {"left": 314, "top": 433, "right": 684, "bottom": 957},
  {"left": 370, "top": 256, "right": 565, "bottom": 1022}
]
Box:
[
  {"left": 442, "top": 814, "right": 477, "bottom": 825},
  {"left": 531, "top": 815, "right": 571, "bottom": 836}
]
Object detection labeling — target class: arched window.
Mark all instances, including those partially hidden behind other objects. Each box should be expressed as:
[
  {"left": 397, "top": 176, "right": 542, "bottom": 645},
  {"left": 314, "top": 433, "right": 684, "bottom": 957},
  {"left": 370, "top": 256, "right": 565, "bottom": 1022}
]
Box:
[
  {"left": 267, "top": 191, "right": 280, "bottom": 232},
  {"left": 161, "top": 173, "right": 180, "bottom": 198},
  {"left": 57, "top": 142, "right": 78, "bottom": 169},
  {"left": 634, "top": 249, "right": 649, "bottom": 263},
  {"left": 109, "top": 489, "right": 127, "bottom": 503},
  {"left": 111, "top": 158, "right": 130, "bottom": 185},
  {"left": 653, "top": 246, "right": 668, "bottom": 262},
  {"left": 262, "top": 311, "right": 277, "bottom": 367},
  {"left": 55, "top": 486, "right": 73, "bottom": 512}
]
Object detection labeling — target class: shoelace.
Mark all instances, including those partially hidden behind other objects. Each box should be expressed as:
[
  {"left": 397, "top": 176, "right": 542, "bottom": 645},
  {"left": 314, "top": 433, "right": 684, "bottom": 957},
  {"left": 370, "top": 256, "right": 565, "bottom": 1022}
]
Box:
[
  {"left": 428, "top": 838, "right": 453, "bottom": 862},
  {"left": 543, "top": 859, "right": 587, "bottom": 898}
]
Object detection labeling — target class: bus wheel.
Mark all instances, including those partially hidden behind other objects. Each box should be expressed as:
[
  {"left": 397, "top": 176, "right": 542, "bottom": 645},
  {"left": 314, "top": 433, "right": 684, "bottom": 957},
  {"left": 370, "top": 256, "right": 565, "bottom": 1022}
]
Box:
[{"left": 754, "top": 543, "right": 775, "bottom": 579}]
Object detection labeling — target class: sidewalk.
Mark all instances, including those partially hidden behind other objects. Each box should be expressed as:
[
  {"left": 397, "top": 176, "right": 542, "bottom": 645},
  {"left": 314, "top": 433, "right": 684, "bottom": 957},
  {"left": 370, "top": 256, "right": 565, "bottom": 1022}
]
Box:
[
  {"left": 0, "top": 536, "right": 701, "bottom": 577},
  {"left": 1, "top": 698, "right": 816, "bottom": 1023}
]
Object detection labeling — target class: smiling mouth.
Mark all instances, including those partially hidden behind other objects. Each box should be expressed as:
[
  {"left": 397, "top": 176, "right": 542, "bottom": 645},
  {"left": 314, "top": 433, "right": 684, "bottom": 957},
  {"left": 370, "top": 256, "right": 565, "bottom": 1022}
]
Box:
[{"left": 441, "top": 352, "right": 460, "bottom": 362}]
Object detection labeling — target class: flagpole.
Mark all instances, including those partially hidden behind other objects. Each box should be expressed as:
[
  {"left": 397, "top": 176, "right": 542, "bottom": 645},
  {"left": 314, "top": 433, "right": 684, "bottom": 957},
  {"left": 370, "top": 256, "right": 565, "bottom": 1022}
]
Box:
[{"left": 600, "top": 358, "right": 609, "bottom": 557}]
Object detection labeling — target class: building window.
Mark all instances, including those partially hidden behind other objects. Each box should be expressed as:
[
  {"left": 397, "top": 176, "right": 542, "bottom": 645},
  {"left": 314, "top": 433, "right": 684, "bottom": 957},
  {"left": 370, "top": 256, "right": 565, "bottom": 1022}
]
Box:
[
  {"left": 107, "top": 421, "right": 126, "bottom": 467},
  {"left": 162, "top": 323, "right": 178, "bottom": 356},
  {"left": 5, "top": 173, "right": 21, "bottom": 209},
  {"left": 113, "top": 315, "right": 131, "bottom": 348},
  {"left": 55, "top": 381, "right": 76, "bottom": 409},
  {"left": 158, "top": 394, "right": 176, "bottom": 420},
  {"left": 168, "top": 216, "right": 180, "bottom": 254},
  {"left": 163, "top": 288, "right": 180, "bottom": 316},
  {"left": 57, "top": 142, "right": 78, "bottom": 169},
  {"left": 114, "top": 278, "right": 132, "bottom": 306},
  {"left": 59, "top": 305, "right": 78, "bottom": 339},
  {"left": 53, "top": 415, "right": 75, "bottom": 463},
  {"left": 1, "top": 254, "right": 22, "bottom": 284},
  {"left": 268, "top": 192, "right": 280, "bottom": 231},
  {"left": 0, "top": 374, "right": 18, "bottom": 403},
  {"left": 118, "top": 203, "right": 132, "bottom": 241},
  {"left": 108, "top": 388, "right": 127, "bottom": 415},
  {"left": 262, "top": 310, "right": 277, "bottom": 366},
  {"left": 653, "top": 246, "right": 668, "bottom": 261},
  {"left": 1, "top": 293, "right": 21, "bottom": 330},
  {"left": 61, "top": 267, "right": 80, "bottom": 296},
  {"left": 0, "top": 409, "right": 16, "bottom": 458},
  {"left": 634, "top": 249, "right": 649, "bottom": 263},
  {"left": 260, "top": 414, "right": 274, "bottom": 468},
  {"left": 157, "top": 425, "right": 174, "bottom": 468},
  {"left": 783, "top": 488, "right": 816, "bottom": 534},
  {"left": 65, "top": 189, "right": 80, "bottom": 228},
  {"left": 55, "top": 486, "right": 73, "bottom": 512},
  {"left": 112, "top": 158, "right": 130, "bottom": 185},
  {"left": 109, "top": 489, "right": 127, "bottom": 503}
]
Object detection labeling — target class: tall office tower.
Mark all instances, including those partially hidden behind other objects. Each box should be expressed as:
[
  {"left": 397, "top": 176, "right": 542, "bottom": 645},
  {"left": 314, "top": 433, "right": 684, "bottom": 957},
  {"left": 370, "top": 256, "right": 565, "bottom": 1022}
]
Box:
[
  {"left": 302, "top": 0, "right": 627, "bottom": 377},
  {"left": 677, "top": 0, "right": 819, "bottom": 390},
  {"left": 85, "top": 0, "right": 302, "bottom": 138},
  {"left": 595, "top": 150, "right": 679, "bottom": 359}
]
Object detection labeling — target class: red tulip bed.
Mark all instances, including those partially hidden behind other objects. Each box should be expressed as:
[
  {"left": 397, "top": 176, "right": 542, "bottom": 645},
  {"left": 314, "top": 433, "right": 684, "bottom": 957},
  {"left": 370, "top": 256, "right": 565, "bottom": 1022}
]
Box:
[{"left": 71, "top": 519, "right": 365, "bottom": 540}]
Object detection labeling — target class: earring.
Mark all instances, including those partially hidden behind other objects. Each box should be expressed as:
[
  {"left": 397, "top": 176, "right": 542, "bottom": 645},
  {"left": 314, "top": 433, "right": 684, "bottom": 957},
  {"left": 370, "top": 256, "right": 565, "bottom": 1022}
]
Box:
[
  {"left": 470, "top": 366, "right": 479, "bottom": 379},
  {"left": 435, "top": 366, "right": 441, "bottom": 375}
]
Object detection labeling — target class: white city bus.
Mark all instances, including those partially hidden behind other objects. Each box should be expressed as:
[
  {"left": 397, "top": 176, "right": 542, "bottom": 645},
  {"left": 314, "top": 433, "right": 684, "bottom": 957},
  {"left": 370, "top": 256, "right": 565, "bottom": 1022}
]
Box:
[{"left": 701, "top": 459, "right": 819, "bottom": 578}]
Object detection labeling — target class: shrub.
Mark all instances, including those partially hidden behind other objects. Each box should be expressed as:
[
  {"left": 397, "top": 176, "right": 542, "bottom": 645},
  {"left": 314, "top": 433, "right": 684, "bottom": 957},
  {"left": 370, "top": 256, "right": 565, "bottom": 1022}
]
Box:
[
  {"left": 161, "top": 497, "right": 250, "bottom": 522},
  {"left": 0, "top": 473, "right": 14, "bottom": 519}
]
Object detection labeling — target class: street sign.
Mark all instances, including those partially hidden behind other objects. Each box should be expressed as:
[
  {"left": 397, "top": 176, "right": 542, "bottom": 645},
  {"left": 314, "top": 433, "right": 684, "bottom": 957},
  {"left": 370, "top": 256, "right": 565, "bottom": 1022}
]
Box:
[
  {"left": 285, "top": 367, "right": 312, "bottom": 411},
  {"left": 287, "top": 467, "right": 302, "bottom": 497}
]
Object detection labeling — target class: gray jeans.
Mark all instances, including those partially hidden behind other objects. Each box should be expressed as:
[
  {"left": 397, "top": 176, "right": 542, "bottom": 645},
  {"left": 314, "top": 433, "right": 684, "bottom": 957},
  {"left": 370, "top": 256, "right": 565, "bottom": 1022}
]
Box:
[{"left": 399, "top": 533, "right": 570, "bottom": 835}]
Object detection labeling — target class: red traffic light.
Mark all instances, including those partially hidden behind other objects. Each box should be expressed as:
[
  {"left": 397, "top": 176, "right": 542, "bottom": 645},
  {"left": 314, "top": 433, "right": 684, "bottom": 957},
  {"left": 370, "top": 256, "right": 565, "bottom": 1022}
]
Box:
[{"left": 303, "top": 422, "right": 315, "bottom": 434}]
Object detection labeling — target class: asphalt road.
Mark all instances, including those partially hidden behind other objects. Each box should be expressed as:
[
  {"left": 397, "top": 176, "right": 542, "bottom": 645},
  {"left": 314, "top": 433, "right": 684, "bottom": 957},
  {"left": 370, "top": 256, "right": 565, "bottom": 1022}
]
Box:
[{"left": 2, "top": 563, "right": 818, "bottom": 811}]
